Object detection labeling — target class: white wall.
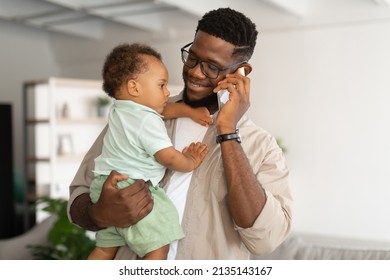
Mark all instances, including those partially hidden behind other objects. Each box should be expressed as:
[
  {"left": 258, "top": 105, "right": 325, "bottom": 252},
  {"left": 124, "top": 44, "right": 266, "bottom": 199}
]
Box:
[
  {"left": 2, "top": 16, "right": 390, "bottom": 242},
  {"left": 248, "top": 21, "right": 390, "bottom": 241},
  {"left": 0, "top": 21, "right": 60, "bottom": 173},
  {"left": 47, "top": 23, "right": 194, "bottom": 85}
]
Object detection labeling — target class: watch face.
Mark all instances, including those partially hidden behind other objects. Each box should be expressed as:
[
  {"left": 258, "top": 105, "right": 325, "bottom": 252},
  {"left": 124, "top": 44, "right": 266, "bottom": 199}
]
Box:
[
  {"left": 216, "top": 130, "right": 241, "bottom": 143},
  {"left": 216, "top": 135, "right": 223, "bottom": 143}
]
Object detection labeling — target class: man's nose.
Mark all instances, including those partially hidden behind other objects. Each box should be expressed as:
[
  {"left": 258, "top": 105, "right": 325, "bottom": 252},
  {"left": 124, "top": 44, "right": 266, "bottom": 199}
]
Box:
[{"left": 188, "top": 62, "right": 206, "bottom": 79}]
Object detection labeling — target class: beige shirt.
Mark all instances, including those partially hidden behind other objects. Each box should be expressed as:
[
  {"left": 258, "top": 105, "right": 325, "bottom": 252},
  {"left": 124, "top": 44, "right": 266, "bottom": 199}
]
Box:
[{"left": 68, "top": 99, "right": 293, "bottom": 260}]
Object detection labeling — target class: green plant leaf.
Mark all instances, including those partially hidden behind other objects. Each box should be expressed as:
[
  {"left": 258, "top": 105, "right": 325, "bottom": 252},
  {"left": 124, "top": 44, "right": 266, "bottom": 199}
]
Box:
[{"left": 28, "top": 196, "right": 95, "bottom": 260}]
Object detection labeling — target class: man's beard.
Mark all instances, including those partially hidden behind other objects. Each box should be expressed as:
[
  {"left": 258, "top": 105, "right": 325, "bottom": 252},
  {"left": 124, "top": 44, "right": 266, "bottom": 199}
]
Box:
[{"left": 182, "top": 85, "right": 218, "bottom": 109}]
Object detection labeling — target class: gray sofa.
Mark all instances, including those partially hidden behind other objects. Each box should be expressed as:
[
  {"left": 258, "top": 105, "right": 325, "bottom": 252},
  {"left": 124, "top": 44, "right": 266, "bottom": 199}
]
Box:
[
  {"left": 254, "top": 232, "right": 390, "bottom": 260},
  {"left": 1, "top": 217, "right": 390, "bottom": 260},
  {"left": 0, "top": 215, "right": 56, "bottom": 260}
]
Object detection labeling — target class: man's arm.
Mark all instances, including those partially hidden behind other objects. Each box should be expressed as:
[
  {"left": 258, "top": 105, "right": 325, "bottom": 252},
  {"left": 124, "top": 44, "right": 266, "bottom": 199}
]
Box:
[
  {"left": 223, "top": 133, "right": 292, "bottom": 255},
  {"left": 215, "top": 70, "right": 265, "bottom": 227},
  {"left": 219, "top": 140, "right": 266, "bottom": 228},
  {"left": 214, "top": 70, "right": 292, "bottom": 254},
  {"left": 67, "top": 126, "right": 153, "bottom": 230},
  {"left": 70, "top": 172, "right": 152, "bottom": 230}
]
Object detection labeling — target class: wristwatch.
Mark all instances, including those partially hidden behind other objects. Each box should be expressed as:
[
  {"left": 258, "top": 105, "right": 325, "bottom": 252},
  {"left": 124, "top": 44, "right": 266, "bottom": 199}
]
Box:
[{"left": 216, "top": 129, "right": 241, "bottom": 144}]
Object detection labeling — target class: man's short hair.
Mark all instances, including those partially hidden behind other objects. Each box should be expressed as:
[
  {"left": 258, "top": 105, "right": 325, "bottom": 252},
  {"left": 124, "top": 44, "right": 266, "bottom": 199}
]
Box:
[{"left": 196, "top": 7, "right": 258, "bottom": 61}]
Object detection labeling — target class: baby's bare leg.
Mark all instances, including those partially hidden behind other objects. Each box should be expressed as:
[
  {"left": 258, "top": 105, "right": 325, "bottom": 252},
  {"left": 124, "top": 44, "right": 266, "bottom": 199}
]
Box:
[
  {"left": 142, "top": 245, "right": 169, "bottom": 260},
  {"left": 87, "top": 246, "right": 119, "bottom": 260}
]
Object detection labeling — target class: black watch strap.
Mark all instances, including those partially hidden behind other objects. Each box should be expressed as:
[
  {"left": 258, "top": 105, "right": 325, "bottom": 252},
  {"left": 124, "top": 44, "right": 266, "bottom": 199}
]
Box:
[{"left": 216, "top": 129, "right": 241, "bottom": 144}]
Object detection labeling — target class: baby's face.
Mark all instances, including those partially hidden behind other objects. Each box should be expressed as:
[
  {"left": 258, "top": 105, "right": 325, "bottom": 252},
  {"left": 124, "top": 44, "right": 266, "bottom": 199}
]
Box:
[{"left": 135, "top": 56, "right": 170, "bottom": 114}]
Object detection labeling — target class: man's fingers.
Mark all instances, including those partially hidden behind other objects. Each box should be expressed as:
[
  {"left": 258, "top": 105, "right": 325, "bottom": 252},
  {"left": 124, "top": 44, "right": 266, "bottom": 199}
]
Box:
[
  {"left": 136, "top": 194, "right": 154, "bottom": 219},
  {"left": 104, "top": 170, "right": 129, "bottom": 189}
]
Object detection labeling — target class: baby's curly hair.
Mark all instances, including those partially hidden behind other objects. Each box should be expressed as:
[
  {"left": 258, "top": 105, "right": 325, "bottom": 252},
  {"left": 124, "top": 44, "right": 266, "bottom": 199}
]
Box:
[
  {"left": 196, "top": 7, "right": 258, "bottom": 61},
  {"left": 102, "top": 43, "right": 162, "bottom": 98}
]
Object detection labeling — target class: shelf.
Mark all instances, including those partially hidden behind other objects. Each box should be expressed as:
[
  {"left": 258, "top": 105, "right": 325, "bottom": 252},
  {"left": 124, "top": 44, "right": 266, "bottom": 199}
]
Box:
[
  {"left": 26, "top": 117, "right": 107, "bottom": 125},
  {"left": 26, "top": 118, "right": 49, "bottom": 124},
  {"left": 23, "top": 77, "right": 108, "bottom": 224},
  {"left": 27, "top": 153, "right": 87, "bottom": 162},
  {"left": 27, "top": 156, "right": 50, "bottom": 162}
]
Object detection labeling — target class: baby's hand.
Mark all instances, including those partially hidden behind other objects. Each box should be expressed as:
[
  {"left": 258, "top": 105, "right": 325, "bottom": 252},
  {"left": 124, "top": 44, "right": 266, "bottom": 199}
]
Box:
[
  {"left": 190, "top": 107, "right": 213, "bottom": 127},
  {"left": 182, "top": 142, "right": 209, "bottom": 169}
]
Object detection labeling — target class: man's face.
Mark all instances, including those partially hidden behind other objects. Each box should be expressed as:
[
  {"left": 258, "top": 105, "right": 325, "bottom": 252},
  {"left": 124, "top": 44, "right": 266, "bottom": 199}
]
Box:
[{"left": 182, "top": 31, "right": 238, "bottom": 109}]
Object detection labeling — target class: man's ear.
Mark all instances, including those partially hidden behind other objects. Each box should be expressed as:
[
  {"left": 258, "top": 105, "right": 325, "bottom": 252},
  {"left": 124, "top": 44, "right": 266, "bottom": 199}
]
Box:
[
  {"left": 127, "top": 80, "right": 140, "bottom": 97},
  {"left": 242, "top": 64, "right": 252, "bottom": 76}
]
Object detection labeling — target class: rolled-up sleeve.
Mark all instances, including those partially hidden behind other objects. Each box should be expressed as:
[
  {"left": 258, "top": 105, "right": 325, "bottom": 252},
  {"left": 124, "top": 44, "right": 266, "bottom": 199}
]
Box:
[
  {"left": 235, "top": 188, "right": 292, "bottom": 255},
  {"left": 235, "top": 128, "right": 293, "bottom": 256}
]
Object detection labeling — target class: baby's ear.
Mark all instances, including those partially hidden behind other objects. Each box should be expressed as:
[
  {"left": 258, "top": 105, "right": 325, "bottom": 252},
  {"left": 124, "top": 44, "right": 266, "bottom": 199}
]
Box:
[{"left": 127, "top": 80, "right": 140, "bottom": 97}]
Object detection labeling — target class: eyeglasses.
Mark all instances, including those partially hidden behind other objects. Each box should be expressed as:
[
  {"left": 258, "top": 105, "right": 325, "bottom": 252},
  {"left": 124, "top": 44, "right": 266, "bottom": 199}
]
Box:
[{"left": 180, "top": 42, "right": 246, "bottom": 79}]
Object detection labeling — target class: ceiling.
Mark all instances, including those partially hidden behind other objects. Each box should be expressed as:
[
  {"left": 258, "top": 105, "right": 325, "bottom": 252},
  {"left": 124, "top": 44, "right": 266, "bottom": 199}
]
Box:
[{"left": 1, "top": 0, "right": 390, "bottom": 40}]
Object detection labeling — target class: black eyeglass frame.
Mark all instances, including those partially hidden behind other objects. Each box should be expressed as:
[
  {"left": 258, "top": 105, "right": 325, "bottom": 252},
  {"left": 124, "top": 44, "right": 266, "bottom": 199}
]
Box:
[{"left": 180, "top": 42, "right": 247, "bottom": 79}]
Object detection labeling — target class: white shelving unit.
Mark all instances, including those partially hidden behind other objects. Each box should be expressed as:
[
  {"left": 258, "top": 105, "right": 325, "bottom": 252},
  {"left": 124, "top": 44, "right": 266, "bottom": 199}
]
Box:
[{"left": 23, "top": 78, "right": 109, "bottom": 223}]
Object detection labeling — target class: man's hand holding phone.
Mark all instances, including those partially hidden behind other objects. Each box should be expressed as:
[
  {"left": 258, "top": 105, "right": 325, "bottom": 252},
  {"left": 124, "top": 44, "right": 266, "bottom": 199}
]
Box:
[
  {"left": 216, "top": 67, "right": 246, "bottom": 110},
  {"left": 214, "top": 66, "right": 251, "bottom": 134}
]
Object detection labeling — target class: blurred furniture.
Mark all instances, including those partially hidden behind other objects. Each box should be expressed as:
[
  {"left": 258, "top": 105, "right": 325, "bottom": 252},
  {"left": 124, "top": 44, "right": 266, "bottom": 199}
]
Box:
[
  {"left": 23, "top": 78, "right": 108, "bottom": 224},
  {"left": 0, "top": 216, "right": 56, "bottom": 259}
]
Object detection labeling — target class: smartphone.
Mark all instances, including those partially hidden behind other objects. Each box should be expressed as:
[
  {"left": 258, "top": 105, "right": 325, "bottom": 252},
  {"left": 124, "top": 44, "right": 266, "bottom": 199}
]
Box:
[{"left": 217, "top": 67, "right": 245, "bottom": 110}]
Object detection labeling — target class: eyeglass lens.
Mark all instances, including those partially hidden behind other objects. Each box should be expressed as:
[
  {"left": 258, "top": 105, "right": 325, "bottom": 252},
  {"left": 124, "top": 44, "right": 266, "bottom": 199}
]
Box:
[{"left": 182, "top": 51, "right": 219, "bottom": 79}]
